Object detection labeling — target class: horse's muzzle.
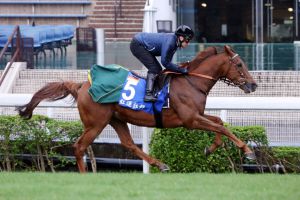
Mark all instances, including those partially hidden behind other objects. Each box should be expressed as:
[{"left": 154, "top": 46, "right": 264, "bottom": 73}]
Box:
[{"left": 242, "top": 82, "right": 257, "bottom": 93}]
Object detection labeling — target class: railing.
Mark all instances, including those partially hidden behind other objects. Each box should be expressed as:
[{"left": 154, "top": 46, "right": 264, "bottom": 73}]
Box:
[
  {"left": 0, "top": 25, "right": 22, "bottom": 87},
  {"left": 1, "top": 94, "right": 300, "bottom": 146}
]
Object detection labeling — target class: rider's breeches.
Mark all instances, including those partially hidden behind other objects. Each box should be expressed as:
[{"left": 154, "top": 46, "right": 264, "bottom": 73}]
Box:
[{"left": 130, "top": 38, "right": 162, "bottom": 74}]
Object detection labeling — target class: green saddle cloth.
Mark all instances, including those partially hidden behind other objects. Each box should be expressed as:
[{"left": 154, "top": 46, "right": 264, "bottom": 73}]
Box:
[{"left": 88, "top": 64, "right": 129, "bottom": 103}]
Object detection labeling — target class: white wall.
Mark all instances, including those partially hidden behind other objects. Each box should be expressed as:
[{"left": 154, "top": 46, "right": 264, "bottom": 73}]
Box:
[
  {"left": 143, "top": 0, "right": 177, "bottom": 33},
  {"left": 0, "top": 62, "right": 26, "bottom": 93}
]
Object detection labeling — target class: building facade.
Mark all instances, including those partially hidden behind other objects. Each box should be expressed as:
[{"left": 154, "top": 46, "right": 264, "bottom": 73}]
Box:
[{"left": 178, "top": 0, "right": 298, "bottom": 43}]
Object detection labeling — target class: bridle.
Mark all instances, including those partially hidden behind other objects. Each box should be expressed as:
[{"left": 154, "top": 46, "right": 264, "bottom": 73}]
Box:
[
  {"left": 164, "top": 50, "right": 247, "bottom": 88},
  {"left": 220, "top": 53, "right": 247, "bottom": 87}
]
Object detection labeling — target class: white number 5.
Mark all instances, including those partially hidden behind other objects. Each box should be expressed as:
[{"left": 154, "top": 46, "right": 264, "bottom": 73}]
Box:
[{"left": 122, "top": 79, "right": 138, "bottom": 100}]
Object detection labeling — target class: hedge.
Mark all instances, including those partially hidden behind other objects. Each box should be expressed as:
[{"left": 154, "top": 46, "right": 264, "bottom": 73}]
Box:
[
  {"left": 271, "top": 147, "right": 300, "bottom": 173},
  {"left": 150, "top": 125, "right": 300, "bottom": 173},
  {"left": 1, "top": 115, "right": 299, "bottom": 173},
  {"left": 0, "top": 115, "right": 83, "bottom": 172}
]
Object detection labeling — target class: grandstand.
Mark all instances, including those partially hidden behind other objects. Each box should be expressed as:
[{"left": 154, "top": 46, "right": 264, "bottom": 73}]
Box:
[
  {"left": 0, "top": 0, "right": 92, "bottom": 27},
  {"left": 0, "top": 0, "right": 146, "bottom": 41},
  {"left": 0, "top": 24, "right": 75, "bottom": 48}
]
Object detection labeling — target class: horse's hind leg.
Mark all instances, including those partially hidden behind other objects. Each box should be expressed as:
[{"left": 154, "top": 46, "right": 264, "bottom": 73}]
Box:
[
  {"left": 74, "top": 83, "right": 114, "bottom": 173},
  {"left": 74, "top": 126, "right": 105, "bottom": 173},
  {"left": 203, "top": 114, "right": 224, "bottom": 156},
  {"left": 110, "top": 118, "right": 169, "bottom": 172}
]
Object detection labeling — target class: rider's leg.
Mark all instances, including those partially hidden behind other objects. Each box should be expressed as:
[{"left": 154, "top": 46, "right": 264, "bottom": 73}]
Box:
[
  {"left": 130, "top": 38, "right": 162, "bottom": 102},
  {"left": 144, "top": 72, "right": 157, "bottom": 102}
]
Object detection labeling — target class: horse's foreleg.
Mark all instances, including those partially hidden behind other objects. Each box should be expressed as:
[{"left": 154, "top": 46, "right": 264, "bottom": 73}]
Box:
[
  {"left": 204, "top": 133, "right": 223, "bottom": 157},
  {"left": 203, "top": 114, "right": 223, "bottom": 156},
  {"left": 110, "top": 118, "right": 169, "bottom": 172},
  {"left": 187, "top": 114, "right": 255, "bottom": 160}
]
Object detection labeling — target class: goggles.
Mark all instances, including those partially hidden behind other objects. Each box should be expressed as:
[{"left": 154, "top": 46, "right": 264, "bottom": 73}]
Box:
[{"left": 184, "top": 38, "right": 191, "bottom": 43}]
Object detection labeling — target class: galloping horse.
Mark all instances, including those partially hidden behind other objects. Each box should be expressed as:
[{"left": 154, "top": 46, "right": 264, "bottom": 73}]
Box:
[{"left": 18, "top": 45, "right": 257, "bottom": 173}]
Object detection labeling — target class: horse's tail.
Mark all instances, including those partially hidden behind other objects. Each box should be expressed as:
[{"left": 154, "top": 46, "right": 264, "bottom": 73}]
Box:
[{"left": 17, "top": 81, "right": 82, "bottom": 119}]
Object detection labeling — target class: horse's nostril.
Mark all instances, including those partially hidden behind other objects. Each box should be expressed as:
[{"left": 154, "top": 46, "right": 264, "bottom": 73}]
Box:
[{"left": 252, "top": 83, "right": 258, "bottom": 91}]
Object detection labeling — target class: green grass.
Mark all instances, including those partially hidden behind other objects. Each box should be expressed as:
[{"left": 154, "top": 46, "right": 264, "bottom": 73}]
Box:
[{"left": 0, "top": 173, "right": 299, "bottom": 200}]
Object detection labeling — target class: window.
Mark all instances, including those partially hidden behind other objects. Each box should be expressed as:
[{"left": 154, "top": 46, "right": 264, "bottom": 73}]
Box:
[{"left": 177, "top": 0, "right": 296, "bottom": 43}]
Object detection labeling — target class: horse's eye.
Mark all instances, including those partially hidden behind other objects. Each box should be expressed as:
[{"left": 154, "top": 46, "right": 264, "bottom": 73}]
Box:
[{"left": 237, "top": 63, "right": 242, "bottom": 68}]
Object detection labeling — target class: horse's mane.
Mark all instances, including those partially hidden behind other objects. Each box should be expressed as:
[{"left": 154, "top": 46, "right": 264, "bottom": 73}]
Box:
[
  {"left": 186, "top": 46, "right": 224, "bottom": 71},
  {"left": 193, "top": 46, "right": 225, "bottom": 64}
]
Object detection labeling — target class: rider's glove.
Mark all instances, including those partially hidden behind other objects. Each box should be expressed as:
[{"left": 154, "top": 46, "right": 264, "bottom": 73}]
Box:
[{"left": 176, "top": 67, "right": 188, "bottom": 75}]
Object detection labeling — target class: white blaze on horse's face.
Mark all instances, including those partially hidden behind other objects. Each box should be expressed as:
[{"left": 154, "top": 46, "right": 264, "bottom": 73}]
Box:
[{"left": 224, "top": 46, "right": 258, "bottom": 93}]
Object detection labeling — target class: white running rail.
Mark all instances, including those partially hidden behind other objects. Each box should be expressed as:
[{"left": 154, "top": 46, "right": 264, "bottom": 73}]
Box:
[{"left": 1, "top": 94, "right": 300, "bottom": 147}]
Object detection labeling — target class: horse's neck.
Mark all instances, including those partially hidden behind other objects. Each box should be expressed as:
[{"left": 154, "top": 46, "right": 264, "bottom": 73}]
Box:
[
  {"left": 192, "top": 53, "right": 226, "bottom": 78},
  {"left": 189, "top": 54, "right": 227, "bottom": 94},
  {"left": 189, "top": 47, "right": 217, "bottom": 71}
]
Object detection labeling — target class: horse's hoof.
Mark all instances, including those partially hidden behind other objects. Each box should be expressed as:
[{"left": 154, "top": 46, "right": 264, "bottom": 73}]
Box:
[
  {"left": 159, "top": 164, "right": 170, "bottom": 173},
  {"left": 245, "top": 152, "right": 256, "bottom": 161},
  {"left": 204, "top": 147, "right": 211, "bottom": 157}
]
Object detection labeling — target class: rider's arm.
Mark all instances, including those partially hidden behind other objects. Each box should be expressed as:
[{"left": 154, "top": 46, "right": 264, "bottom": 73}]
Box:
[{"left": 161, "top": 37, "right": 187, "bottom": 74}]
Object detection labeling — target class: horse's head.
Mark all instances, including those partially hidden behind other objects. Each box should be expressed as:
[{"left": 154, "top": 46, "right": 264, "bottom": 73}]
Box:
[{"left": 221, "top": 45, "right": 257, "bottom": 93}]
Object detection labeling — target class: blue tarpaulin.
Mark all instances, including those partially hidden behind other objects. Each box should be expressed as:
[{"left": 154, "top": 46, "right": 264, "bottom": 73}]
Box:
[{"left": 0, "top": 24, "right": 75, "bottom": 48}]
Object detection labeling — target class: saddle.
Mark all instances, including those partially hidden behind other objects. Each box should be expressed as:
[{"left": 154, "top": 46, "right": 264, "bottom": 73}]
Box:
[
  {"left": 88, "top": 64, "right": 172, "bottom": 128},
  {"left": 153, "top": 71, "right": 172, "bottom": 98},
  {"left": 130, "top": 70, "right": 171, "bottom": 98}
]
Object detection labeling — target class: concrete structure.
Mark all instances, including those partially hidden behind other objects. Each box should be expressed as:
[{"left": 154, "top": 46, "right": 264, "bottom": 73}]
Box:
[{"left": 0, "top": 0, "right": 92, "bottom": 27}]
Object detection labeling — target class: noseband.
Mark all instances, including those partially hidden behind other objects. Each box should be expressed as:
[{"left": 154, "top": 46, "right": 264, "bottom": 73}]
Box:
[{"left": 220, "top": 53, "right": 247, "bottom": 87}]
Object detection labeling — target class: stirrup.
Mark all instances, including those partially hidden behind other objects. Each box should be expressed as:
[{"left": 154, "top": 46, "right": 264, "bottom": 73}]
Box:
[{"left": 144, "top": 93, "right": 157, "bottom": 102}]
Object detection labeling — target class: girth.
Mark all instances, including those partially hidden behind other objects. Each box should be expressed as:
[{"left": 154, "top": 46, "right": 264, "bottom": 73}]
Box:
[{"left": 152, "top": 73, "right": 171, "bottom": 128}]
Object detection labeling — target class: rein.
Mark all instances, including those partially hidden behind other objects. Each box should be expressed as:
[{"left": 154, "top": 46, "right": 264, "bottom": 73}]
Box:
[
  {"left": 163, "top": 70, "right": 215, "bottom": 96},
  {"left": 187, "top": 72, "right": 216, "bottom": 81},
  {"left": 163, "top": 71, "right": 216, "bottom": 81}
]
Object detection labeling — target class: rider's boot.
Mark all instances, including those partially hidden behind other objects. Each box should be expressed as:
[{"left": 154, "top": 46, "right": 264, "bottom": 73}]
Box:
[{"left": 144, "top": 72, "right": 157, "bottom": 102}]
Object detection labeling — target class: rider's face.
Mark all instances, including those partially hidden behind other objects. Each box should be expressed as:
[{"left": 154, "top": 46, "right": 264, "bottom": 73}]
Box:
[{"left": 179, "top": 36, "right": 190, "bottom": 48}]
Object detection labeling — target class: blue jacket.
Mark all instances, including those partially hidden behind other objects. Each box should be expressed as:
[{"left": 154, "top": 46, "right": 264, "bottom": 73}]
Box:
[{"left": 134, "top": 32, "right": 182, "bottom": 72}]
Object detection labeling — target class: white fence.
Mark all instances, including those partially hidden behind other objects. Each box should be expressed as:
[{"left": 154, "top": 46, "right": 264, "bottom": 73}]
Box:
[{"left": 1, "top": 94, "right": 300, "bottom": 147}]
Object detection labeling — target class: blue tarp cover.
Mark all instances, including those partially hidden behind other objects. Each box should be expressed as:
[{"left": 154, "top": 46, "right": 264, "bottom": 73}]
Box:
[{"left": 0, "top": 24, "right": 75, "bottom": 48}]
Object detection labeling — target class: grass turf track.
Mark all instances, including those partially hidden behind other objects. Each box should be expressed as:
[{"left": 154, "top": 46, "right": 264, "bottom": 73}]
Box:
[{"left": 0, "top": 172, "right": 299, "bottom": 200}]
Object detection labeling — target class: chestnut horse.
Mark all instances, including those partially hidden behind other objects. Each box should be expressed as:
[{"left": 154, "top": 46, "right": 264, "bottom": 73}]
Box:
[{"left": 18, "top": 45, "right": 257, "bottom": 173}]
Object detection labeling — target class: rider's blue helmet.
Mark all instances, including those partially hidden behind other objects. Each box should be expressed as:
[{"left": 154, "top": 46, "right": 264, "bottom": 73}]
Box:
[{"left": 175, "top": 25, "right": 194, "bottom": 41}]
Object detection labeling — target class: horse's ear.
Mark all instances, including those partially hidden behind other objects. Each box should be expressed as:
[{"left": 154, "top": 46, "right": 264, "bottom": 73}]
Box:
[{"left": 224, "top": 45, "right": 233, "bottom": 55}]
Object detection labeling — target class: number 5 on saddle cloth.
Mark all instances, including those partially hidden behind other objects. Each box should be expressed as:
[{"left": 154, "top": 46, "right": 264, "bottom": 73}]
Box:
[
  {"left": 119, "top": 72, "right": 169, "bottom": 114},
  {"left": 88, "top": 64, "right": 169, "bottom": 115}
]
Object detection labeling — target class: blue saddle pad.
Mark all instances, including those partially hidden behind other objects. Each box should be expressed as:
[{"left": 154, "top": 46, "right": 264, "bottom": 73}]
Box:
[{"left": 119, "top": 72, "right": 169, "bottom": 114}]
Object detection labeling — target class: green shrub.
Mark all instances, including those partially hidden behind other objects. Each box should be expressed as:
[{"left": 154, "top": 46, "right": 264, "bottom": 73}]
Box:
[
  {"left": 0, "top": 115, "right": 83, "bottom": 172},
  {"left": 271, "top": 147, "right": 300, "bottom": 173},
  {"left": 1, "top": 114, "right": 299, "bottom": 173},
  {"left": 0, "top": 116, "right": 25, "bottom": 171},
  {"left": 150, "top": 125, "right": 268, "bottom": 173}
]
